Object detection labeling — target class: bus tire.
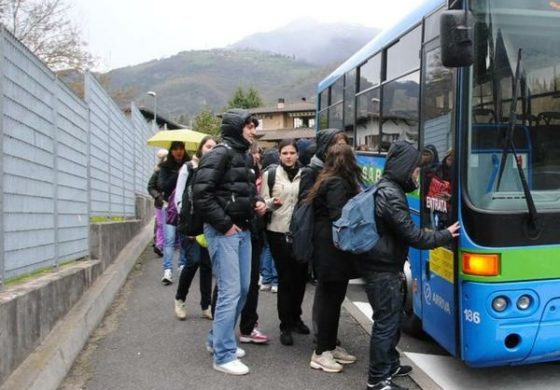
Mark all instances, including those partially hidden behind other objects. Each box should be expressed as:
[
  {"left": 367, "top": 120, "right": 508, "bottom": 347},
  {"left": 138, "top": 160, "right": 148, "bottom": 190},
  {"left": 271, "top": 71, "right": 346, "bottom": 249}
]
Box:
[
  {"left": 401, "top": 259, "right": 427, "bottom": 338},
  {"left": 402, "top": 311, "right": 425, "bottom": 338}
]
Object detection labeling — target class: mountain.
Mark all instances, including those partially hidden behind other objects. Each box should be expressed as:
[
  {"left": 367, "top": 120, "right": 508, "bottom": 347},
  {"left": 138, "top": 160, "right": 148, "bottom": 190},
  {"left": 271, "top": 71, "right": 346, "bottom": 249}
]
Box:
[
  {"left": 231, "top": 19, "right": 379, "bottom": 66},
  {"left": 103, "top": 22, "right": 379, "bottom": 120},
  {"left": 105, "top": 49, "right": 330, "bottom": 120}
]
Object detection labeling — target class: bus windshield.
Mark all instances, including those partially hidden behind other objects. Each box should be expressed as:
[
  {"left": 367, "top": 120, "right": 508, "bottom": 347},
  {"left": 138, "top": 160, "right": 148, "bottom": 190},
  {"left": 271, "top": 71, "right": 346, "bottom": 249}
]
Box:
[{"left": 467, "top": 0, "right": 560, "bottom": 211}]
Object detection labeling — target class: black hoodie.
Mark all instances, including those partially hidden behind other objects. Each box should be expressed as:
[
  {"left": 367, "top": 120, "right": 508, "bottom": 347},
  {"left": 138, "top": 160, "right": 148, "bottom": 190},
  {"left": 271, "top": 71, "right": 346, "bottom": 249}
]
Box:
[
  {"left": 361, "top": 140, "right": 453, "bottom": 273},
  {"left": 193, "top": 109, "right": 257, "bottom": 233}
]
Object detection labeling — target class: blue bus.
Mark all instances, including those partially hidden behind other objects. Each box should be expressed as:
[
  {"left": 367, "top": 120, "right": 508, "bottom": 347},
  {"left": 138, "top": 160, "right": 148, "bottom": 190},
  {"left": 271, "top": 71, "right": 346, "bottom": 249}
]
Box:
[{"left": 317, "top": 0, "right": 560, "bottom": 367}]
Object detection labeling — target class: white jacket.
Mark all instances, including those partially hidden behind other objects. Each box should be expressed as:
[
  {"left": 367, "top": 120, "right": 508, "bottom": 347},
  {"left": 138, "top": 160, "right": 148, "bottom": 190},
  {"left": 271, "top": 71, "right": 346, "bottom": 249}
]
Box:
[{"left": 260, "top": 165, "right": 301, "bottom": 233}]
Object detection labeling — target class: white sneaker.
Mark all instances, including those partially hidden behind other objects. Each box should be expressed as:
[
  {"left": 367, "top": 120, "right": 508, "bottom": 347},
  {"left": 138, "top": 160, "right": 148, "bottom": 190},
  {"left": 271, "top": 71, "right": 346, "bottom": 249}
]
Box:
[
  {"left": 161, "top": 269, "right": 172, "bottom": 285},
  {"left": 310, "top": 350, "right": 343, "bottom": 373},
  {"left": 259, "top": 283, "right": 271, "bottom": 291},
  {"left": 332, "top": 346, "right": 357, "bottom": 364},
  {"left": 213, "top": 359, "right": 249, "bottom": 375},
  {"left": 174, "top": 299, "right": 186, "bottom": 320},
  {"left": 206, "top": 344, "right": 246, "bottom": 358},
  {"left": 271, "top": 285, "right": 278, "bottom": 293},
  {"left": 201, "top": 307, "right": 213, "bottom": 320}
]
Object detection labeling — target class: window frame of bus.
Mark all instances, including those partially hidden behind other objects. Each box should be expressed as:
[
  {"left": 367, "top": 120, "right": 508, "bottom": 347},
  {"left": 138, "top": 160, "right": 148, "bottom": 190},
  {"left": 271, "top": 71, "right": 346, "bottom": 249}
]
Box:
[
  {"left": 381, "top": 25, "right": 422, "bottom": 149},
  {"left": 344, "top": 69, "right": 357, "bottom": 140}
]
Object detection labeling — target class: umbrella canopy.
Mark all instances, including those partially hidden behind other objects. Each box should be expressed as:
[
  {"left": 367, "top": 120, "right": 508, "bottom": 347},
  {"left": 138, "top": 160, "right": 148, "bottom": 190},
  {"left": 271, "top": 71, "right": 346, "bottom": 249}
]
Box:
[{"left": 146, "top": 129, "right": 208, "bottom": 151}]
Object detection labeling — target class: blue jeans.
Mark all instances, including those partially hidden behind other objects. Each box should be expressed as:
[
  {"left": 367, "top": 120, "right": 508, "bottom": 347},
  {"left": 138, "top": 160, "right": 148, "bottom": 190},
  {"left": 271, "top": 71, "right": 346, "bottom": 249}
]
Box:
[
  {"left": 364, "top": 271, "right": 405, "bottom": 384},
  {"left": 162, "top": 206, "right": 186, "bottom": 271},
  {"left": 259, "top": 240, "right": 277, "bottom": 285},
  {"left": 204, "top": 224, "right": 251, "bottom": 365}
]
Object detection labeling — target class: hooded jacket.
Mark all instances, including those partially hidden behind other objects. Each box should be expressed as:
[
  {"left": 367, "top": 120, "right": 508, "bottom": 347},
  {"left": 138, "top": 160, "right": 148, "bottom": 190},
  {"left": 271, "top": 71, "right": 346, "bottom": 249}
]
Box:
[
  {"left": 361, "top": 140, "right": 453, "bottom": 273},
  {"left": 299, "top": 128, "right": 344, "bottom": 200},
  {"left": 193, "top": 109, "right": 257, "bottom": 233}
]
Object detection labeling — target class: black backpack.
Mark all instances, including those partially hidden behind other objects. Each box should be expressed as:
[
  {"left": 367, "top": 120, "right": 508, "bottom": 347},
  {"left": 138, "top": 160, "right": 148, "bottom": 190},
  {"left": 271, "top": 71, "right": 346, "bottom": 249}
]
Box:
[
  {"left": 288, "top": 200, "right": 314, "bottom": 264},
  {"left": 177, "top": 162, "right": 203, "bottom": 237}
]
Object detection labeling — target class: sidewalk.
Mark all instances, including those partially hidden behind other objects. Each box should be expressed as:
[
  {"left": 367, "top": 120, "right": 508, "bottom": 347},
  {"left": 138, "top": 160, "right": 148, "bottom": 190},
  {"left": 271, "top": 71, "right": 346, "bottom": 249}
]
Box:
[{"left": 59, "top": 246, "right": 420, "bottom": 390}]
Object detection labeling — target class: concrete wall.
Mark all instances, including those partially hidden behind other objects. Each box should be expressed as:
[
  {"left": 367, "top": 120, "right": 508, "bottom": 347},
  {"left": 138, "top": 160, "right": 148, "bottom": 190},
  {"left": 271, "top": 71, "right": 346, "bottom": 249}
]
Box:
[
  {"left": 0, "top": 195, "right": 154, "bottom": 386},
  {"left": 0, "top": 260, "right": 103, "bottom": 385}
]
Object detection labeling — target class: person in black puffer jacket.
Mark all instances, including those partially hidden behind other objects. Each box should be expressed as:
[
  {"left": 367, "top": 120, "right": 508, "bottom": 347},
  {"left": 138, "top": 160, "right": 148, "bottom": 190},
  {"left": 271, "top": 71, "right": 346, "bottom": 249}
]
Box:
[
  {"left": 193, "top": 109, "right": 266, "bottom": 376},
  {"left": 361, "top": 140, "right": 460, "bottom": 390}
]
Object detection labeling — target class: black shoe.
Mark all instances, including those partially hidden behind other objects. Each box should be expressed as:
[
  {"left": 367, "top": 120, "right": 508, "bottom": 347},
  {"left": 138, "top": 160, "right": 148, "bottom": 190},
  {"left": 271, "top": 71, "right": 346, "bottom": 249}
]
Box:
[
  {"left": 292, "top": 321, "right": 310, "bottom": 335},
  {"left": 153, "top": 246, "right": 163, "bottom": 257},
  {"left": 367, "top": 379, "right": 407, "bottom": 390},
  {"left": 390, "top": 365, "right": 412, "bottom": 377},
  {"left": 280, "top": 331, "right": 293, "bottom": 346}
]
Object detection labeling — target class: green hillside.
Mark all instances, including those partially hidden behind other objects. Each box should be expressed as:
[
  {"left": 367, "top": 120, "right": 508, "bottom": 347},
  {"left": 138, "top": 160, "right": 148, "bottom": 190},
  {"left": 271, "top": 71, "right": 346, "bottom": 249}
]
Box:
[{"left": 105, "top": 49, "right": 330, "bottom": 120}]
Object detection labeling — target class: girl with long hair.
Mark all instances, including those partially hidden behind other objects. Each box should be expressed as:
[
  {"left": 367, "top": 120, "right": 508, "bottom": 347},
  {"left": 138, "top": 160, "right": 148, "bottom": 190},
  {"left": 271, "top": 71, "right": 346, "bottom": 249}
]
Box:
[{"left": 305, "top": 143, "right": 364, "bottom": 373}]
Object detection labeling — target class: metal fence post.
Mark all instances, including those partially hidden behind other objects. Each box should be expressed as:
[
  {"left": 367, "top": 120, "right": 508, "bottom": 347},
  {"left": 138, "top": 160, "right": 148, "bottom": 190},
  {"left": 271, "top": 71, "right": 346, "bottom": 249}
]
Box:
[
  {"left": 0, "top": 27, "right": 5, "bottom": 290},
  {"left": 52, "top": 78, "right": 60, "bottom": 272},
  {"left": 86, "top": 102, "right": 92, "bottom": 256},
  {"left": 106, "top": 92, "right": 112, "bottom": 219}
]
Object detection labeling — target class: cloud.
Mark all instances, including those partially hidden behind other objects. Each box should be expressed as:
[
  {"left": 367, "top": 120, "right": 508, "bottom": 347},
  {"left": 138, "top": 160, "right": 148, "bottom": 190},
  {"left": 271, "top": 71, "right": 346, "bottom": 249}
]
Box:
[{"left": 71, "top": 0, "right": 419, "bottom": 70}]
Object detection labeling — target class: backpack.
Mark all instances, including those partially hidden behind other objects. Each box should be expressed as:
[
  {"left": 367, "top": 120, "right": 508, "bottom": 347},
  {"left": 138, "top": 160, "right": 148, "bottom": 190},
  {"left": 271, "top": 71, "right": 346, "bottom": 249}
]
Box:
[
  {"left": 177, "top": 162, "right": 204, "bottom": 236},
  {"left": 165, "top": 189, "right": 178, "bottom": 226},
  {"left": 262, "top": 165, "right": 278, "bottom": 226},
  {"left": 265, "top": 164, "right": 278, "bottom": 194},
  {"left": 288, "top": 201, "right": 314, "bottom": 264},
  {"left": 332, "top": 185, "right": 380, "bottom": 254}
]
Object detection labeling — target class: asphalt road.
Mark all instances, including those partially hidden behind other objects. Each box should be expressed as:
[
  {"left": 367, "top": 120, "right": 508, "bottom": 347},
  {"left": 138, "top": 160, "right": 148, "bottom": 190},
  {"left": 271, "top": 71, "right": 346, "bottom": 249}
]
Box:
[{"left": 59, "top": 246, "right": 420, "bottom": 390}]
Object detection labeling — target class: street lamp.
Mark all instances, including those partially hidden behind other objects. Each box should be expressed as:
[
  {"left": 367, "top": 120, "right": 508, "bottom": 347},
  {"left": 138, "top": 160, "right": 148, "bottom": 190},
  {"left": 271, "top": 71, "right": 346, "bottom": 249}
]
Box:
[{"left": 147, "top": 91, "right": 157, "bottom": 131}]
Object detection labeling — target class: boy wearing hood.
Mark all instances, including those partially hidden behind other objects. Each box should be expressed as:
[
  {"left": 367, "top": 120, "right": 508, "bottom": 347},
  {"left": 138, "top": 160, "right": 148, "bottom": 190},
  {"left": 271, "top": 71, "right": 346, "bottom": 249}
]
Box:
[
  {"left": 362, "top": 140, "right": 460, "bottom": 390},
  {"left": 193, "top": 109, "right": 266, "bottom": 376}
]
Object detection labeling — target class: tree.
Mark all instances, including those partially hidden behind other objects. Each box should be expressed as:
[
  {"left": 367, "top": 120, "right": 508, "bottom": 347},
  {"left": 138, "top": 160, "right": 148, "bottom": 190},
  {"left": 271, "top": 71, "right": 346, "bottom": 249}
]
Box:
[
  {"left": 175, "top": 114, "right": 190, "bottom": 126},
  {"left": 0, "top": 0, "right": 95, "bottom": 71},
  {"left": 226, "top": 86, "right": 263, "bottom": 109},
  {"left": 192, "top": 108, "right": 221, "bottom": 137}
]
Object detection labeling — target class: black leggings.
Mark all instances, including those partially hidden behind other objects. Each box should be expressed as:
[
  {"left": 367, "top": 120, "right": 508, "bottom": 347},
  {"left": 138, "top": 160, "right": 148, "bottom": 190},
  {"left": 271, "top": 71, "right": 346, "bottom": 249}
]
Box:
[
  {"left": 314, "top": 279, "right": 348, "bottom": 354},
  {"left": 267, "top": 231, "right": 308, "bottom": 332},
  {"left": 175, "top": 238, "right": 212, "bottom": 310}
]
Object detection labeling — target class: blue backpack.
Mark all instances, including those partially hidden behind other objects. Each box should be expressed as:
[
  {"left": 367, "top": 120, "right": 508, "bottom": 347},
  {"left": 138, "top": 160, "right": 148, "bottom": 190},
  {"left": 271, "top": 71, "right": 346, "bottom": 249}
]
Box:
[{"left": 332, "top": 185, "right": 379, "bottom": 254}]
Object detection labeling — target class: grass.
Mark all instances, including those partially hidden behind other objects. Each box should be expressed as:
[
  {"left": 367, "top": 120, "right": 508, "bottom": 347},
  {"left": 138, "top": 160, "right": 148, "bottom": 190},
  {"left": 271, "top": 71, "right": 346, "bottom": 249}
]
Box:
[
  {"left": 4, "top": 259, "right": 79, "bottom": 287},
  {"left": 90, "top": 216, "right": 126, "bottom": 223}
]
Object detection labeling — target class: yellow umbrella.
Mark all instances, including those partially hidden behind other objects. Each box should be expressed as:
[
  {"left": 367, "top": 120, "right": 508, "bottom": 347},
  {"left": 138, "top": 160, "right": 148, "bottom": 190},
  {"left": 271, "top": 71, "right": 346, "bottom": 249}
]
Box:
[{"left": 146, "top": 129, "right": 208, "bottom": 151}]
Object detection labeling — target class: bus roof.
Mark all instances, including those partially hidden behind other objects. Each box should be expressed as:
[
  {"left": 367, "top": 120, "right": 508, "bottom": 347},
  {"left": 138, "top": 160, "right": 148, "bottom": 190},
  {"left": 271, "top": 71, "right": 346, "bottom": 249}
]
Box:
[{"left": 317, "top": 0, "right": 445, "bottom": 93}]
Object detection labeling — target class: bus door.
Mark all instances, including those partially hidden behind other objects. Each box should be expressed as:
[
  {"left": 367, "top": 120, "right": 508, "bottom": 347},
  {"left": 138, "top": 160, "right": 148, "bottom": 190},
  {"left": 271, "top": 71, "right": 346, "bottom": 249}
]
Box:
[{"left": 418, "top": 40, "right": 458, "bottom": 355}]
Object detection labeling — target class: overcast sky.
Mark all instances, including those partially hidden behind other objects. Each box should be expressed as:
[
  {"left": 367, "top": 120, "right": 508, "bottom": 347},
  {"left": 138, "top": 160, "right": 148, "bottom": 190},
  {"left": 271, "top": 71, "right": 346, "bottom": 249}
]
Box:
[{"left": 71, "top": 0, "right": 419, "bottom": 71}]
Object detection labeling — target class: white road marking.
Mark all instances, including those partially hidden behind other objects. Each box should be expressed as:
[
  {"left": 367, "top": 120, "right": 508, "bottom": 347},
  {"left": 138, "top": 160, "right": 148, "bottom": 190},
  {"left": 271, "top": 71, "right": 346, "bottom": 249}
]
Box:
[
  {"left": 354, "top": 301, "right": 373, "bottom": 322},
  {"left": 405, "top": 351, "right": 560, "bottom": 389}
]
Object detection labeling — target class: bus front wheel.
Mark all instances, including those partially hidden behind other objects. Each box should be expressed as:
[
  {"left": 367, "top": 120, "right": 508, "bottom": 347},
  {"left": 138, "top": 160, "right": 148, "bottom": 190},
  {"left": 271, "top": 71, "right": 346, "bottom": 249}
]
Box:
[{"left": 402, "top": 259, "right": 426, "bottom": 338}]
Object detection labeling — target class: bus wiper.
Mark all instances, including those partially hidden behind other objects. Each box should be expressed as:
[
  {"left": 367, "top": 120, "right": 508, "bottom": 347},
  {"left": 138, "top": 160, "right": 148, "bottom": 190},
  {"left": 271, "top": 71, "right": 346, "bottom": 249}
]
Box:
[{"left": 495, "top": 48, "right": 543, "bottom": 238}]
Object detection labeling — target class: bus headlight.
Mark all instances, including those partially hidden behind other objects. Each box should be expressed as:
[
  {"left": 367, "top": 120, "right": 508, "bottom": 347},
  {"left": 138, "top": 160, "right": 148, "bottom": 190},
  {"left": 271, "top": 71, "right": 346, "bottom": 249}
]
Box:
[
  {"left": 517, "top": 295, "right": 531, "bottom": 310},
  {"left": 492, "top": 296, "right": 508, "bottom": 312}
]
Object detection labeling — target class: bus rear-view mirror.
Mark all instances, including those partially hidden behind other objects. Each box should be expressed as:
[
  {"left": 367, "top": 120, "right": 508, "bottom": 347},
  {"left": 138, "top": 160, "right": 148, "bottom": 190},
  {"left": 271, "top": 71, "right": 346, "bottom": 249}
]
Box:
[{"left": 440, "top": 10, "right": 474, "bottom": 67}]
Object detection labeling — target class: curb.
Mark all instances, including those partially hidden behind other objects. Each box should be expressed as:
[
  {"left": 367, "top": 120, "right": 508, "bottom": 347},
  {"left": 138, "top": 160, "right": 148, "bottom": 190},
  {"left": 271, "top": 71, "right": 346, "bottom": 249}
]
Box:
[
  {"left": 342, "top": 297, "right": 443, "bottom": 390},
  {"left": 0, "top": 222, "right": 154, "bottom": 390}
]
